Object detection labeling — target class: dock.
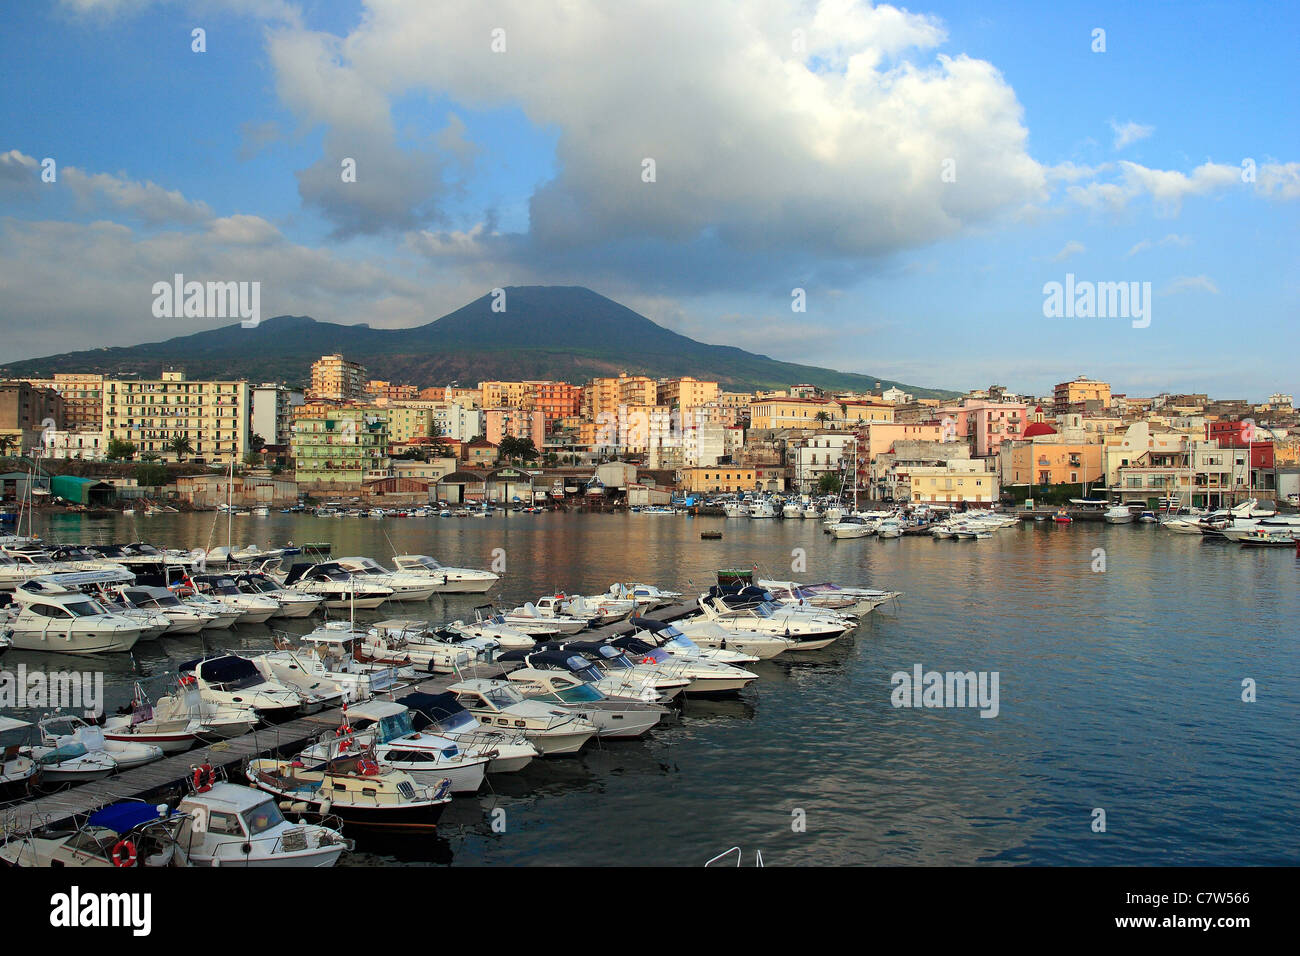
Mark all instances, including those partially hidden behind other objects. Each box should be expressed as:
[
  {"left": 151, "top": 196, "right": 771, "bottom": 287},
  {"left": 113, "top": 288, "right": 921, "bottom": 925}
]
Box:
[{"left": 0, "top": 601, "right": 702, "bottom": 837}]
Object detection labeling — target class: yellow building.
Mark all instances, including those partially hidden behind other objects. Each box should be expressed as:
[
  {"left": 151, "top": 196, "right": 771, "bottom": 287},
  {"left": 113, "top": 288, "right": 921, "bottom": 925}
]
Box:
[
  {"left": 658, "top": 377, "right": 719, "bottom": 409},
  {"left": 749, "top": 397, "right": 840, "bottom": 429},
  {"left": 999, "top": 440, "right": 1105, "bottom": 487},
  {"left": 908, "top": 461, "right": 999, "bottom": 504},
  {"left": 679, "top": 466, "right": 758, "bottom": 493},
  {"left": 837, "top": 399, "right": 895, "bottom": 425},
  {"left": 291, "top": 408, "right": 389, "bottom": 486},
  {"left": 478, "top": 381, "right": 533, "bottom": 409},
  {"left": 309, "top": 354, "right": 366, "bottom": 402},
  {"left": 619, "top": 375, "right": 658, "bottom": 407},
  {"left": 1053, "top": 376, "right": 1111, "bottom": 414},
  {"left": 103, "top": 370, "right": 249, "bottom": 463}
]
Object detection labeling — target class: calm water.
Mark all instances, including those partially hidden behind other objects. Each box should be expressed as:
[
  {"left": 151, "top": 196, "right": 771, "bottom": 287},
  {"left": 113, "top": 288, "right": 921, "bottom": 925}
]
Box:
[{"left": 10, "top": 509, "right": 1300, "bottom": 866}]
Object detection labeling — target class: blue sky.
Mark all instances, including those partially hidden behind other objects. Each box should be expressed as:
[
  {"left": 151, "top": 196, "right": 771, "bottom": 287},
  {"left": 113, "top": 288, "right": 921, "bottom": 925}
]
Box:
[{"left": 1, "top": 0, "right": 1296, "bottom": 400}]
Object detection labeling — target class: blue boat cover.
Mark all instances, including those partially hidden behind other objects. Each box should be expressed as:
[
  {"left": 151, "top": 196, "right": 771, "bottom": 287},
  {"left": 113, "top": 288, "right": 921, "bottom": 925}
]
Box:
[{"left": 87, "top": 802, "right": 175, "bottom": 834}]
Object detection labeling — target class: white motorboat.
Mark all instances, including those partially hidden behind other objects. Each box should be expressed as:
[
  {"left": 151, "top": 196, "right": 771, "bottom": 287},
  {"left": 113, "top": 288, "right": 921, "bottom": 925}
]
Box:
[
  {"left": 548, "top": 639, "right": 692, "bottom": 701},
  {"left": 231, "top": 571, "right": 325, "bottom": 618},
  {"left": 298, "top": 702, "right": 491, "bottom": 794},
  {"left": 444, "top": 610, "right": 536, "bottom": 651},
  {"left": 398, "top": 691, "right": 538, "bottom": 773},
  {"left": 0, "top": 801, "right": 184, "bottom": 868},
  {"left": 390, "top": 554, "right": 499, "bottom": 593},
  {"left": 722, "top": 500, "right": 750, "bottom": 518},
  {"left": 172, "top": 781, "right": 351, "bottom": 866},
  {"left": 607, "top": 635, "right": 758, "bottom": 694},
  {"left": 536, "top": 592, "right": 631, "bottom": 626},
  {"left": 0, "top": 716, "right": 39, "bottom": 798},
  {"left": 332, "top": 556, "right": 438, "bottom": 602},
  {"left": 362, "top": 619, "right": 475, "bottom": 673},
  {"left": 448, "top": 679, "right": 599, "bottom": 755},
  {"left": 748, "top": 499, "right": 777, "bottom": 519},
  {"left": 33, "top": 714, "right": 163, "bottom": 779},
  {"left": 179, "top": 655, "right": 303, "bottom": 722},
  {"left": 666, "top": 615, "right": 797, "bottom": 659},
  {"left": 830, "top": 516, "right": 874, "bottom": 539},
  {"left": 277, "top": 563, "right": 394, "bottom": 609},
  {"left": 628, "top": 618, "right": 760, "bottom": 665},
  {"left": 3, "top": 576, "right": 143, "bottom": 654},
  {"left": 188, "top": 573, "right": 280, "bottom": 624},
  {"left": 1104, "top": 505, "right": 1136, "bottom": 524},
  {"left": 103, "top": 682, "right": 204, "bottom": 754},
  {"left": 265, "top": 623, "right": 405, "bottom": 702},
  {"left": 503, "top": 601, "right": 590, "bottom": 635},
  {"left": 504, "top": 662, "right": 667, "bottom": 738},
  {"left": 696, "top": 597, "right": 848, "bottom": 650},
  {"left": 758, "top": 579, "right": 899, "bottom": 616},
  {"left": 606, "top": 582, "right": 683, "bottom": 612},
  {"left": 115, "top": 584, "right": 215, "bottom": 634}
]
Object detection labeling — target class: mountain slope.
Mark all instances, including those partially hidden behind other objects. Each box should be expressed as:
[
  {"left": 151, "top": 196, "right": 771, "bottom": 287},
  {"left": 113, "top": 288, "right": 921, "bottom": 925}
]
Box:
[{"left": 0, "top": 286, "right": 957, "bottom": 397}]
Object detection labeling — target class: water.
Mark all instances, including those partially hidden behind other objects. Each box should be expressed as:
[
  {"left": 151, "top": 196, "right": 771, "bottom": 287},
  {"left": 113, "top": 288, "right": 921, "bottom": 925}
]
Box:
[{"left": 9, "top": 510, "right": 1299, "bottom": 865}]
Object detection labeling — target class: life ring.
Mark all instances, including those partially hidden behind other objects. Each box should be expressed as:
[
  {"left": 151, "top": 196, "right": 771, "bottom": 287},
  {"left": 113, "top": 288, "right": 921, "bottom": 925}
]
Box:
[
  {"left": 357, "top": 759, "right": 380, "bottom": 776},
  {"left": 192, "top": 763, "right": 216, "bottom": 793},
  {"left": 111, "top": 839, "right": 137, "bottom": 868}
]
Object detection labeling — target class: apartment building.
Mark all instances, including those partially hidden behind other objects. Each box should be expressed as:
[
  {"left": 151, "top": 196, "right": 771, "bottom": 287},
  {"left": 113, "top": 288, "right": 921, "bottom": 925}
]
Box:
[
  {"left": 532, "top": 382, "right": 582, "bottom": 427},
  {"left": 658, "top": 377, "right": 719, "bottom": 410},
  {"left": 484, "top": 408, "right": 545, "bottom": 448},
  {"left": 907, "top": 459, "right": 999, "bottom": 505},
  {"left": 0, "top": 381, "right": 66, "bottom": 454},
  {"left": 250, "top": 383, "right": 303, "bottom": 446},
  {"left": 617, "top": 404, "right": 673, "bottom": 454},
  {"left": 22, "top": 373, "right": 103, "bottom": 431},
  {"left": 102, "top": 370, "right": 248, "bottom": 463},
  {"left": 793, "top": 433, "right": 856, "bottom": 492},
  {"left": 478, "top": 381, "right": 532, "bottom": 409},
  {"left": 749, "top": 397, "right": 840, "bottom": 429},
  {"left": 1053, "top": 376, "right": 1112, "bottom": 415},
  {"left": 309, "top": 354, "right": 366, "bottom": 402},
  {"left": 678, "top": 466, "right": 758, "bottom": 493},
  {"left": 291, "top": 408, "right": 389, "bottom": 486},
  {"left": 365, "top": 380, "right": 418, "bottom": 402}
]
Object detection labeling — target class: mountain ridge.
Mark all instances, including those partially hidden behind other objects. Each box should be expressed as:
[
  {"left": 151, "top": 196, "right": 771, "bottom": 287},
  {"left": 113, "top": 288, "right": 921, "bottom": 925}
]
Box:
[{"left": 0, "top": 286, "right": 958, "bottom": 398}]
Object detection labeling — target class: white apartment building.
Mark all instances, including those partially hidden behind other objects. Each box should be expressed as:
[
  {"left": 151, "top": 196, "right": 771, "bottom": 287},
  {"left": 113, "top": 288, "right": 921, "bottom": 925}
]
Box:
[
  {"left": 251, "top": 384, "right": 303, "bottom": 446},
  {"left": 793, "top": 433, "right": 856, "bottom": 492}
]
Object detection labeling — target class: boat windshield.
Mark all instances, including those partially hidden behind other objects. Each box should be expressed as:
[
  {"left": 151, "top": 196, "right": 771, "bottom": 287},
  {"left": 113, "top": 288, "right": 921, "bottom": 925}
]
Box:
[
  {"left": 243, "top": 800, "right": 286, "bottom": 836},
  {"left": 378, "top": 712, "right": 415, "bottom": 742},
  {"left": 663, "top": 636, "right": 699, "bottom": 652},
  {"left": 481, "top": 687, "right": 520, "bottom": 709},
  {"left": 553, "top": 684, "right": 603, "bottom": 703},
  {"left": 436, "top": 711, "right": 479, "bottom": 734},
  {"left": 240, "top": 577, "right": 275, "bottom": 594},
  {"left": 66, "top": 600, "right": 105, "bottom": 617}
]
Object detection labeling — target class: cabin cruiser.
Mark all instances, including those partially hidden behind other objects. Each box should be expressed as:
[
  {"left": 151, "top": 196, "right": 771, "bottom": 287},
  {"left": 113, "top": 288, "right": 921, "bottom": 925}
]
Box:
[
  {"left": 545, "top": 640, "right": 692, "bottom": 701},
  {"left": 535, "top": 593, "right": 630, "bottom": 626},
  {"left": 187, "top": 574, "right": 280, "bottom": 624},
  {"left": 34, "top": 714, "right": 163, "bottom": 777},
  {"left": 748, "top": 499, "right": 777, "bottom": 519},
  {"left": 246, "top": 754, "right": 452, "bottom": 831},
  {"left": 362, "top": 619, "right": 475, "bottom": 674},
  {"left": 0, "top": 801, "right": 183, "bottom": 868},
  {"left": 1104, "top": 504, "right": 1136, "bottom": 524},
  {"left": 666, "top": 615, "right": 797, "bottom": 659},
  {"left": 278, "top": 563, "right": 394, "bottom": 609},
  {"left": 503, "top": 601, "right": 591, "bottom": 635},
  {"left": 606, "top": 582, "right": 683, "bottom": 613},
  {"left": 629, "top": 618, "right": 761, "bottom": 665},
  {"left": 3, "top": 576, "right": 143, "bottom": 654},
  {"left": 331, "top": 556, "right": 438, "bottom": 602},
  {"left": 179, "top": 655, "right": 303, "bottom": 722},
  {"left": 605, "top": 636, "right": 758, "bottom": 694},
  {"left": 1237, "top": 528, "right": 1298, "bottom": 546},
  {"left": 829, "top": 515, "right": 874, "bottom": 539},
  {"left": 497, "top": 644, "right": 666, "bottom": 704},
  {"left": 696, "top": 596, "right": 848, "bottom": 650},
  {"left": 174, "top": 782, "right": 350, "bottom": 866},
  {"left": 0, "top": 716, "right": 38, "bottom": 798},
  {"left": 299, "top": 702, "right": 491, "bottom": 793},
  {"left": 391, "top": 554, "right": 500, "bottom": 593},
  {"left": 116, "top": 584, "right": 215, "bottom": 634},
  {"left": 722, "top": 500, "right": 750, "bottom": 518},
  {"left": 448, "top": 679, "right": 599, "bottom": 755},
  {"left": 449, "top": 607, "right": 538, "bottom": 649},
  {"left": 1218, "top": 514, "right": 1300, "bottom": 542},
  {"left": 261, "top": 623, "right": 405, "bottom": 703},
  {"left": 397, "top": 691, "right": 538, "bottom": 773},
  {"left": 0, "top": 546, "right": 130, "bottom": 589},
  {"left": 103, "top": 682, "right": 203, "bottom": 753},
  {"left": 757, "top": 579, "right": 898, "bottom": 616},
  {"left": 503, "top": 658, "right": 667, "bottom": 738},
  {"left": 231, "top": 571, "right": 325, "bottom": 618}
]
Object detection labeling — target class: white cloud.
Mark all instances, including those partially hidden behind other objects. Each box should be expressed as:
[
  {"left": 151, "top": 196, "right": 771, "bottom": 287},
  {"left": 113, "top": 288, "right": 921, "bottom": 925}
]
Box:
[
  {"left": 1163, "top": 275, "right": 1219, "bottom": 295},
  {"left": 1049, "top": 240, "right": 1085, "bottom": 262},
  {"left": 1111, "top": 120, "right": 1153, "bottom": 150},
  {"left": 1257, "top": 162, "right": 1300, "bottom": 200},
  {"left": 1126, "top": 233, "right": 1192, "bottom": 256}
]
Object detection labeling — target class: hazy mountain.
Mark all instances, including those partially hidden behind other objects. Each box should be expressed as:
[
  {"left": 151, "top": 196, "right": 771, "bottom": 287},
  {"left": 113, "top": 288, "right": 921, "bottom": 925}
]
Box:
[{"left": 0, "top": 286, "right": 956, "bottom": 397}]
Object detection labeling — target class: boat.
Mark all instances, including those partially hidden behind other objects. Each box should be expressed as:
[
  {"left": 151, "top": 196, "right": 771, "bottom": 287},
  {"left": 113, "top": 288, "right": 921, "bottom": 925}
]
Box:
[
  {"left": 1103, "top": 505, "right": 1136, "bottom": 524},
  {"left": 298, "top": 702, "right": 491, "bottom": 794},
  {"left": 187, "top": 573, "right": 280, "bottom": 624},
  {"left": 503, "top": 658, "right": 667, "bottom": 738},
  {"left": 0, "top": 801, "right": 183, "bottom": 868},
  {"left": 230, "top": 571, "right": 325, "bottom": 618},
  {"left": 115, "top": 584, "right": 215, "bottom": 634},
  {"left": 174, "top": 781, "right": 350, "bottom": 866},
  {"left": 829, "top": 515, "right": 874, "bottom": 539},
  {"left": 390, "top": 554, "right": 499, "bottom": 593},
  {"left": 3, "top": 576, "right": 143, "bottom": 654},
  {"left": 278, "top": 563, "right": 393, "bottom": 609},
  {"left": 331, "top": 556, "right": 439, "bottom": 602},
  {"left": 397, "top": 691, "right": 538, "bottom": 773},
  {"left": 246, "top": 754, "right": 452, "bottom": 830},
  {"left": 265, "top": 623, "right": 405, "bottom": 703},
  {"left": 33, "top": 714, "right": 163, "bottom": 779},
  {"left": 0, "top": 716, "right": 39, "bottom": 798},
  {"left": 722, "top": 500, "right": 750, "bottom": 518},
  {"left": 447, "top": 679, "right": 599, "bottom": 755},
  {"left": 179, "top": 655, "right": 303, "bottom": 722},
  {"left": 503, "top": 601, "right": 590, "bottom": 635},
  {"left": 1237, "top": 529, "right": 1297, "bottom": 547},
  {"left": 695, "top": 595, "right": 848, "bottom": 651},
  {"left": 1052, "top": 509, "right": 1073, "bottom": 524},
  {"left": 102, "top": 682, "right": 205, "bottom": 754},
  {"left": 605, "top": 635, "right": 758, "bottom": 694},
  {"left": 748, "top": 499, "right": 776, "bottom": 519},
  {"left": 1138, "top": 510, "right": 1158, "bottom": 523}
]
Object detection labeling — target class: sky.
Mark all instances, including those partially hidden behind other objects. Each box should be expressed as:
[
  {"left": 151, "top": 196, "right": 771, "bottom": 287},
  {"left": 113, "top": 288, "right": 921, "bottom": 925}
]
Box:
[{"left": 0, "top": 0, "right": 1296, "bottom": 400}]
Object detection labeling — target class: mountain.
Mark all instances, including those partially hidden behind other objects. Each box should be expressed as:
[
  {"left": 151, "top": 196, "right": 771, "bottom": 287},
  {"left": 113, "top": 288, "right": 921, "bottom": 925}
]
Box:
[{"left": 0, "top": 286, "right": 957, "bottom": 397}]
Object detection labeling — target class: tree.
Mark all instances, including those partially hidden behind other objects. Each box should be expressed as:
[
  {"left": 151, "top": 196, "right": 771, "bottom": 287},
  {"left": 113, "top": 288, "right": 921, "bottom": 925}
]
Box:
[
  {"left": 498, "top": 436, "right": 539, "bottom": 463},
  {"left": 814, "top": 411, "right": 831, "bottom": 427},
  {"left": 106, "top": 438, "right": 137, "bottom": 461},
  {"left": 0, "top": 435, "right": 17, "bottom": 456},
  {"left": 167, "top": 436, "right": 194, "bottom": 461},
  {"left": 250, "top": 433, "right": 267, "bottom": 452},
  {"left": 134, "top": 463, "right": 168, "bottom": 487},
  {"left": 243, "top": 451, "right": 262, "bottom": 468},
  {"left": 817, "top": 472, "right": 843, "bottom": 495},
  {"left": 141, "top": 451, "right": 162, "bottom": 463}
]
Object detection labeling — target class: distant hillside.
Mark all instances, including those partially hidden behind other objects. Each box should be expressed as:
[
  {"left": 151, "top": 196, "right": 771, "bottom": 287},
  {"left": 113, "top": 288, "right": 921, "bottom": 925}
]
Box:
[{"left": 0, "top": 286, "right": 958, "bottom": 398}]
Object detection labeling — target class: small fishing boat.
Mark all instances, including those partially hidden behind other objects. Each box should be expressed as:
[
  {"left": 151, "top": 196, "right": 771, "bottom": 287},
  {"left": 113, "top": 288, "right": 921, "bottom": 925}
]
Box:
[
  {"left": 0, "top": 801, "right": 183, "bottom": 868},
  {"left": 174, "top": 781, "right": 351, "bottom": 866},
  {"left": 1052, "top": 509, "right": 1073, "bottom": 524}
]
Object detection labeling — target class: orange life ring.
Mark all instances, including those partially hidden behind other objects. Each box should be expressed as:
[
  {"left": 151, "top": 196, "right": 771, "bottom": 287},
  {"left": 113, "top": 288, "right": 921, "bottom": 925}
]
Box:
[
  {"left": 111, "top": 839, "right": 137, "bottom": 868},
  {"left": 192, "top": 763, "right": 216, "bottom": 793}
]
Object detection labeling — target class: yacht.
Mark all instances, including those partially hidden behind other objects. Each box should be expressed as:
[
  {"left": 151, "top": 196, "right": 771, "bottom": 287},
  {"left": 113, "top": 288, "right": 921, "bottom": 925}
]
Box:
[
  {"left": 1104, "top": 504, "right": 1136, "bottom": 524},
  {"left": 397, "top": 691, "right": 538, "bottom": 773},
  {"left": 830, "top": 515, "right": 874, "bottom": 539},
  {"left": 503, "top": 601, "right": 591, "bottom": 635},
  {"left": 629, "top": 617, "right": 763, "bottom": 665},
  {"left": 174, "top": 782, "right": 350, "bottom": 866},
  {"left": 116, "top": 584, "right": 216, "bottom": 634},
  {"left": 1237, "top": 528, "right": 1297, "bottom": 547},
  {"left": 33, "top": 714, "right": 163, "bottom": 778},
  {"left": 606, "top": 635, "right": 758, "bottom": 694},
  {"left": 757, "top": 579, "right": 898, "bottom": 616},
  {"left": 105, "top": 678, "right": 255, "bottom": 749},
  {"left": 331, "top": 556, "right": 439, "bottom": 602},
  {"left": 696, "top": 596, "right": 848, "bottom": 650},
  {"left": 663, "top": 615, "right": 797, "bottom": 659},
  {"left": 444, "top": 609, "right": 537, "bottom": 651},
  {"left": 748, "top": 499, "right": 777, "bottom": 519},
  {"left": 605, "top": 582, "right": 683, "bottom": 613},
  {"left": 544, "top": 640, "right": 692, "bottom": 701},
  {"left": 179, "top": 655, "right": 303, "bottom": 722},
  {"left": 722, "top": 500, "right": 750, "bottom": 518},
  {"left": 535, "top": 592, "right": 630, "bottom": 626},
  {"left": 3, "top": 576, "right": 143, "bottom": 654},
  {"left": 263, "top": 623, "right": 405, "bottom": 702},
  {"left": 504, "top": 661, "right": 667, "bottom": 738},
  {"left": 448, "top": 678, "right": 599, "bottom": 755},
  {"left": 390, "top": 554, "right": 500, "bottom": 593},
  {"left": 298, "top": 702, "right": 491, "bottom": 794},
  {"left": 362, "top": 619, "right": 476, "bottom": 673},
  {"left": 876, "top": 517, "right": 903, "bottom": 539},
  {"left": 188, "top": 573, "right": 280, "bottom": 624},
  {"left": 231, "top": 571, "right": 325, "bottom": 618},
  {"left": 278, "top": 562, "right": 394, "bottom": 609},
  {"left": 246, "top": 755, "right": 452, "bottom": 831}
]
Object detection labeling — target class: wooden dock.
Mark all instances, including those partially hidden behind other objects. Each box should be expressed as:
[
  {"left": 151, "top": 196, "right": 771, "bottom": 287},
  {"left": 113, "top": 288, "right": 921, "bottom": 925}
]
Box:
[{"left": 0, "top": 603, "right": 701, "bottom": 837}]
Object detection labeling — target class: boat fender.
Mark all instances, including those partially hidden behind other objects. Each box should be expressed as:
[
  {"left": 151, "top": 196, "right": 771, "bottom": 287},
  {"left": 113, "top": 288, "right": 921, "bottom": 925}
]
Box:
[{"left": 111, "top": 839, "right": 137, "bottom": 868}]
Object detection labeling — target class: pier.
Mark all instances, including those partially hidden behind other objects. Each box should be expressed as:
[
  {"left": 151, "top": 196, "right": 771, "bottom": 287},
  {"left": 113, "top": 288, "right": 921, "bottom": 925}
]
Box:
[{"left": 0, "top": 601, "right": 701, "bottom": 837}]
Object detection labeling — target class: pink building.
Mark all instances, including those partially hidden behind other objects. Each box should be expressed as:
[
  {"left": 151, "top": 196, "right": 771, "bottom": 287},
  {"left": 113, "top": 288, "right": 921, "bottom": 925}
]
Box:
[
  {"left": 935, "top": 401, "right": 1028, "bottom": 457},
  {"left": 484, "top": 408, "right": 546, "bottom": 449}
]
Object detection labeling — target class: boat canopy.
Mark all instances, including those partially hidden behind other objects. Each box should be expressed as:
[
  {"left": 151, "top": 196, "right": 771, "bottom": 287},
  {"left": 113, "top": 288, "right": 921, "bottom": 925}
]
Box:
[
  {"left": 182, "top": 656, "right": 261, "bottom": 684},
  {"left": 87, "top": 802, "right": 176, "bottom": 835}
]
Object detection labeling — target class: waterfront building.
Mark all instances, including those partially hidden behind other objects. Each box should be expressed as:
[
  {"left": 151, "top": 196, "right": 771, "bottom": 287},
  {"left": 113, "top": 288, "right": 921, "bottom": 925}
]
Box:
[
  {"left": 1053, "top": 375, "right": 1112, "bottom": 415},
  {"left": 308, "top": 354, "right": 366, "bottom": 402},
  {"left": 21, "top": 373, "right": 103, "bottom": 431},
  {"left": 103, "top": 370, "right": 248, "bottom": 463},
  {"left": 907, "top": 459, "right": 999, "bottom": 505},
  {"left": 678, "top": 466, "right": 758, "bottom": 494},
  {"left": 250, "top": 383, "right": 303, "bottom": 446},
  {"left": 291, "top": 407, "right": 389, "bottom": 487}
]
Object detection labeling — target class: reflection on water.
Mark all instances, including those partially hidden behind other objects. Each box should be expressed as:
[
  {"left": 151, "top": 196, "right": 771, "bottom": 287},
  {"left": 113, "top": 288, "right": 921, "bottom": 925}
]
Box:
[{"left": 7, "top": 510, "right": 1299, "bottom": 865}]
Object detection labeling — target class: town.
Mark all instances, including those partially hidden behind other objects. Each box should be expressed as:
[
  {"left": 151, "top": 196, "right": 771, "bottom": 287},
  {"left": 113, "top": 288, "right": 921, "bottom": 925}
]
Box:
[{"left": 1, "top": 363, "right": 1296, "bottom": 515}]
